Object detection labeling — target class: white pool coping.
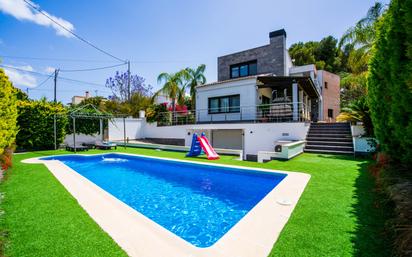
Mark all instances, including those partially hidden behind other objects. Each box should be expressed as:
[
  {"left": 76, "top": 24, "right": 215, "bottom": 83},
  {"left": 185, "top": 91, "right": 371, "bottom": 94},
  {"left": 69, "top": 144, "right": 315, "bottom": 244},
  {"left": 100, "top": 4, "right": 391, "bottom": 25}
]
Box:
[{"left": 23, "top": 153, "right": 310, "bottom": 257}]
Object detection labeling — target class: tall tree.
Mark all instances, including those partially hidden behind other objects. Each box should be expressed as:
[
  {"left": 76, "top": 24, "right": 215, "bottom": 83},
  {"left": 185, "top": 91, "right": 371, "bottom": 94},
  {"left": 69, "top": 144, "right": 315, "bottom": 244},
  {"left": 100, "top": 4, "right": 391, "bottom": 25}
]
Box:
[
  {"left": 289, "top": 36, "right": 340, "bottom": 72},
  {"left": 314, "top": 36, "right": 339, "bottom": 72},
  {"left": 155, "top": 71, "right": 188, "bottom": 115},
  {"left": 0, "top": 68, "right": 18, "bottom": 164},
  {"left": 339, "top": 2, "right": 386, "bottom": 53},
  {"left": 105, "top": 71, "right": 152, "bottom": 102},
  {"left": 185, "top": 64, "right": 206, "bottom": 111},
  {"left": 368, "top": 0, "right": 412, "bottom": 168}
]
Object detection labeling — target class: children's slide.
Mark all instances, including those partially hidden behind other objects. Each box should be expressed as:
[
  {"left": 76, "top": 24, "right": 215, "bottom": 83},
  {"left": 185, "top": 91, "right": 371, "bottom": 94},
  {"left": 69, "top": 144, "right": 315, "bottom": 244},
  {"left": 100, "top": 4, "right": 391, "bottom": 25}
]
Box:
[
  {"left": 186, "top": 132, "right": 220, "bottom": 160},
  {"left": 186, "top": 133, "right": 202, "bottom": 157}
]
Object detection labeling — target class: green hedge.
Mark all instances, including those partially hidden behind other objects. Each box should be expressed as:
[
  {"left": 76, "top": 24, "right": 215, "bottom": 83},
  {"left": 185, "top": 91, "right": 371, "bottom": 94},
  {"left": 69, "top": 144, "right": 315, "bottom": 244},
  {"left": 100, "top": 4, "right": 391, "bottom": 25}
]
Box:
[
  {"left": 0, "top": 69, "right": 18, "bottom": 155},
  {"left": 16, "top": 100, "right": 68, "bottom": 150},
  {"left": 66, "top": 117, "right": 107, "bottom": 136},
  {"left": 368, "top": 0, "right": 412, "bottom": 167}
]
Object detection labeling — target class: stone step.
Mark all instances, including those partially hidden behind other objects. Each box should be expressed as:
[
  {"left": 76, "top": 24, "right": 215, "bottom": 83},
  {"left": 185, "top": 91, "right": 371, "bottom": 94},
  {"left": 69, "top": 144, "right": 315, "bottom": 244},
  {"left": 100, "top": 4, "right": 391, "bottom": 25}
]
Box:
[
  {"left": 306, "top": 141, "right": 353, "bottom": 147},
  {"left": 304, "top": 148, "right": 354, "bottom": 155},
  {"left": 307, "top": 133, "right": 352, "bottom": 138},
  {"left": 309, "top": 127, "right": 351, "bottom": 132},
  {"left": 305, "top": 144, "right": 354, "bottom": 151},
  {"left": 308, "top": 130, "right": 351, "bottom": 135},
  {"left": 310, "top": 122, "right": 350, "bottom": 127},
  {"left": 306, "top": 137, "right": 353, "bottom": 142}
]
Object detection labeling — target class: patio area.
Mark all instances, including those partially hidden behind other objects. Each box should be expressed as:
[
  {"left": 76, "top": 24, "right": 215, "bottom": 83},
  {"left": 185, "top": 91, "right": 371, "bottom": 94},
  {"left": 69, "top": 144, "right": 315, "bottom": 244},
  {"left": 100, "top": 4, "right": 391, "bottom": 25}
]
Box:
[{"left": 0, "top": 148, "right": 390, "bottom": 257}]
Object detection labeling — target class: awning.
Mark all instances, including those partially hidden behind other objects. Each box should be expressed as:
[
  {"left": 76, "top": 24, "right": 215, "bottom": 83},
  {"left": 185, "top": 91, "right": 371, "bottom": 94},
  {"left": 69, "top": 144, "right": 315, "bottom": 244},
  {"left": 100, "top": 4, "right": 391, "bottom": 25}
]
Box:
[{"left": 256, "top": 75, "right": 320, "bottom": 98}]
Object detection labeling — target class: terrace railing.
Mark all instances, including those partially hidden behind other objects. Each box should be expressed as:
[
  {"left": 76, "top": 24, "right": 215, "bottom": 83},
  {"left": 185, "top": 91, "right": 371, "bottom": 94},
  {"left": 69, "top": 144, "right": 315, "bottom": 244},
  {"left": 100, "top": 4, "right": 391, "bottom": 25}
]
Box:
[{"left": 156, "top": 102, "right": 310, "bottom": 126}]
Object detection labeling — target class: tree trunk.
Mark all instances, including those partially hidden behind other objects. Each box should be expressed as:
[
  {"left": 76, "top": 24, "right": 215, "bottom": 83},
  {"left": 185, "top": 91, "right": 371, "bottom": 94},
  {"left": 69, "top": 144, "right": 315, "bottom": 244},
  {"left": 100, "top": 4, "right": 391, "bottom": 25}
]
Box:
[{"left": 172, "top": 98, "right": 176, "bottom": 125}]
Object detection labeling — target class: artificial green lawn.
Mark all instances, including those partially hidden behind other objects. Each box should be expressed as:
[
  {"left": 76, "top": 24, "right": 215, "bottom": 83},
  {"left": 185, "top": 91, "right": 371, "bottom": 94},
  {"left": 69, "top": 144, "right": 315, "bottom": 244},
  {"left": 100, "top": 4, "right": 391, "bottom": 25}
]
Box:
[{"left": 0, "top": 148, "right": 389, "bottom": 257}]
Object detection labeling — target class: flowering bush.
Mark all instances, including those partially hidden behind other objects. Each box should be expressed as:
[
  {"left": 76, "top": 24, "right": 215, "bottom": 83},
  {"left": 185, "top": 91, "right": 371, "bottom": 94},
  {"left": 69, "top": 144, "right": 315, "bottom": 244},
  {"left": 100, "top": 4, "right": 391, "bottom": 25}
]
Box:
[{"left": 0, "top": 68, "right": 18, "bottom": 170}]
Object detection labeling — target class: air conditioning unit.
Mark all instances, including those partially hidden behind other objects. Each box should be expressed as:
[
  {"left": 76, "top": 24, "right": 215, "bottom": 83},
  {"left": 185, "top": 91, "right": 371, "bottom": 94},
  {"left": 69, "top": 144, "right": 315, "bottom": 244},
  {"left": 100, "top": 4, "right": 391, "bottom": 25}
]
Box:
[{"left": 274, "top": 144, "right": 282, "bottom": 152}]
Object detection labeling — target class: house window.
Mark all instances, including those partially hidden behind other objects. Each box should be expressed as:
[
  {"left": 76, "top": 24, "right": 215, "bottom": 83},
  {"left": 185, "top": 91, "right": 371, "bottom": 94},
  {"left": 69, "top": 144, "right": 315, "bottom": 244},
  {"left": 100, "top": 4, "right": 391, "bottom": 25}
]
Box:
[
  {"left": 230, "top": 61, "right": 257, "bottom": 78},
  {"left": 324, "top": 82, "right": 328, "bottom": 89},
  {"left": 328, "top": 109, "right": 333, "bottom": 118},
  {"left": 208, "top": 95, "right": 240, "bottom": 114}
]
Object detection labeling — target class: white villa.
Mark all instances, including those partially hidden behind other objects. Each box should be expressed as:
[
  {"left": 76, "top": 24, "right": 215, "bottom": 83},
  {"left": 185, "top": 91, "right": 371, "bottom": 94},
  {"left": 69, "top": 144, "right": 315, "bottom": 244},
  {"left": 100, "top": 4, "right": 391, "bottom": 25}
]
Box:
[{"left": 108, "top": 29, "right": 353, "bottom": 161}]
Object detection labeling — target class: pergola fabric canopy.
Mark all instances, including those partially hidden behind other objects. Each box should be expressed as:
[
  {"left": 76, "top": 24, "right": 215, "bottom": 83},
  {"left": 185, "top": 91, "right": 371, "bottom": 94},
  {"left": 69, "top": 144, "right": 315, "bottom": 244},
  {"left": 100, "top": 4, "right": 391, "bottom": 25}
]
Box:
[{"left": 256, "top": 76, "right": 320, "bottom": 98}]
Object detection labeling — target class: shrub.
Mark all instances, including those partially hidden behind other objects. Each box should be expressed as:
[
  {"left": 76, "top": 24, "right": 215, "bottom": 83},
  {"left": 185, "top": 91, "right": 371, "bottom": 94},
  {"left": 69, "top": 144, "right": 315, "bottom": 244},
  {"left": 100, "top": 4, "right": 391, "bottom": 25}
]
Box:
[
  {"left": 0, "top": 69, "right": 18, "bottom": 169},
  {"left": 146, "top": 103, "right": 168, "bottom": 123},
  {"left": 16, "top": 99, "right": 68, "bottom": 150},
  {"left": 368, "top": 0, "right": 412, "bottom": 168},
  {"left": 368, "top": 0, "right": 412, "bottom": 255},
  {"left": 336, "top": 96, "right": 374, "bottom": 136}
]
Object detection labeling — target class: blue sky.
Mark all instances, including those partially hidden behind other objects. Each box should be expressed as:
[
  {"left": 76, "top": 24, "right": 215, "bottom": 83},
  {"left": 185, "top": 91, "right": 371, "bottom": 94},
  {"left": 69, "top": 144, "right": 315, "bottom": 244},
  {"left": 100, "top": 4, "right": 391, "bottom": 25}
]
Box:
[{"left": 0, "top": 0, "right": 387, "bottom": 104}]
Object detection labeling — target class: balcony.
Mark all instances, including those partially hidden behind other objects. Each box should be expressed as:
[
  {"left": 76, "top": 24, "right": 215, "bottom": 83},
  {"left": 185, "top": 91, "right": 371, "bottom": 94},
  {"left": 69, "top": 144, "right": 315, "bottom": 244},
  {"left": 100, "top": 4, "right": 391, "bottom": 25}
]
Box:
[{"left": 155, "top": 102, "right": 311, "bottom": 126}]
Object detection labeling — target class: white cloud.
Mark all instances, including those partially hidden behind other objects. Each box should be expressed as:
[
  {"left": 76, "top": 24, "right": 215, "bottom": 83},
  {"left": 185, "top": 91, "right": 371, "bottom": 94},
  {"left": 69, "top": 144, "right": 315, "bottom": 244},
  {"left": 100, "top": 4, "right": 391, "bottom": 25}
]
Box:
[
  {"left": 44, "top": 66, "right": 55, "bottom": 73},
  {"left": 3, "top": 64, "right": 37, "bottom": 88},
  {"left": 0, "top": 0, "right": 75, "bottom": 38}
]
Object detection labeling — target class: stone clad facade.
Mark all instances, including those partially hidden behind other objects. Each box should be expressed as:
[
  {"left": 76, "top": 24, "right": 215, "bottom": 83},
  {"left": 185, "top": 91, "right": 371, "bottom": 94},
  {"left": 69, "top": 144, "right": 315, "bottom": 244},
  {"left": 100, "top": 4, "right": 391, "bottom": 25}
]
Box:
[{"left": 217, "top": 29, "right": 287, "bottom": 81}]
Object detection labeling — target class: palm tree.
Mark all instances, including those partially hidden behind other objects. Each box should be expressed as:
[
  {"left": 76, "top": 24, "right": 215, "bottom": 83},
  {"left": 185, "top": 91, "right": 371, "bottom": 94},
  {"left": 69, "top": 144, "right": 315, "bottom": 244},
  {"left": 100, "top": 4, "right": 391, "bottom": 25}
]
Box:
[
  {"left": 339, "top": 2, "right": 386, "bottom": 52},
  {"left": 337, "top": 96, "right": 373, "bottom": 136},
  {"left": 155, "top": 71, "right": 187, "bottom": 116},
  {"left": 185, "top": 64, "right": 206, "bottom": 111}
]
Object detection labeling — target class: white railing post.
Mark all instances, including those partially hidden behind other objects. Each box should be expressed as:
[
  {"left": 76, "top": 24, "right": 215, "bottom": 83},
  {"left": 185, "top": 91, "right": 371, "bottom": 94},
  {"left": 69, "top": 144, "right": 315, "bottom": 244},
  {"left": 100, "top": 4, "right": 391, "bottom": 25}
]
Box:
[{"left": 292, "top": 83, "right": 298, "bottom": 121}]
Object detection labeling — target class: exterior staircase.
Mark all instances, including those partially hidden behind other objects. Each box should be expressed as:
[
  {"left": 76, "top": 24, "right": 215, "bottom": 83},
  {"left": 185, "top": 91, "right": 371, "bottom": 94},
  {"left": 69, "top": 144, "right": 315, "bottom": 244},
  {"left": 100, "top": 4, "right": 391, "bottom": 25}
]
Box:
[{"left": 304, "top": 123, "right": 354, "bottom": 155}]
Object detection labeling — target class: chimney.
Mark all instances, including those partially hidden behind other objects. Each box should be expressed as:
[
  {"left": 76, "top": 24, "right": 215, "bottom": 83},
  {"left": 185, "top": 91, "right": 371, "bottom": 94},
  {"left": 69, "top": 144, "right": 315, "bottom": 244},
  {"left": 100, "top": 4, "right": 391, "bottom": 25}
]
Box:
[
  {"left": 85, "top": 91, "right": 90, "bottom": 98},
  {"left": 269, "top": 29, "right": 286, "bottom": 44}
]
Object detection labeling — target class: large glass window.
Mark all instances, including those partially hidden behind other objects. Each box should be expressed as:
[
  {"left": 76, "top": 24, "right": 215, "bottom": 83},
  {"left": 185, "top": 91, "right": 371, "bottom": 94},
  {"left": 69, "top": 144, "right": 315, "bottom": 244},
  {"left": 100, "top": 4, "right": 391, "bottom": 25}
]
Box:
[
  {"left": 249, "top": 62, "right": 257, "bottom": 75},
  {"left": 209, "top": 98, "right": 219, "bottom": 113},
  {"left": 220, "top": 97, "right": 229, "bottom": 113},
  {"left": 208, "top": 95, "right": 240, "bottom": 113},
  {"left": 239, "top": 65, "right": 248, "bottom": 77},
  {"left": 230, "top": 60, "right": 257, "bottom": 78},
  {"left": 231, "top": 66, "right": 239, "bottom": 78}
]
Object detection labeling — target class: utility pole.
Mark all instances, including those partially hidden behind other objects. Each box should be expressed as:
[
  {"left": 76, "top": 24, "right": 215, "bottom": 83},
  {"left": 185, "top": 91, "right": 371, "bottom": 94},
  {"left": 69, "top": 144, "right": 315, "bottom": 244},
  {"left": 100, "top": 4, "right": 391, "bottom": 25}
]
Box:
[
  {"left": 127, "top": 60, "right": 131, "bottom": 102},
  {"left": 53, "top": 69, "right": 60, "bottom": 150},
  {"left": 26, "top": 87, "right": 29, "bottom": 95}
]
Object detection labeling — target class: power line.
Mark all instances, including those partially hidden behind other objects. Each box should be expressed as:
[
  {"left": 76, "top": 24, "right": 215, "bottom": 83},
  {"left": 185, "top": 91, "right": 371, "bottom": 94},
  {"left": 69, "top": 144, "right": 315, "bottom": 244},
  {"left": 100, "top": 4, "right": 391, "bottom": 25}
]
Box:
[
  {"left": 0, "top": 64, "right": 108, "bottom": 88},
  {"left": 58, "top": 77, "right": 107, "bottom": 88},
  {"left": 0, "top": 55, "right": 120, "bottom": 63},
  {"left": 22, "top": 0, "right": 126, "bottom": 63},
  {"left": 30, "top": 88, "right": 112, "bottom": 93},
  {"left": 0, "top": 54, "right": 208, "bottom": 64},
  {"left": 0, "top": 64, "right": 50, "bottom": 76},
  {"left": 60, "top": 63, "right": 126, "bottom": 72},
  {"left": 35, "top": 72, "right": 54, "bottom": 88}
]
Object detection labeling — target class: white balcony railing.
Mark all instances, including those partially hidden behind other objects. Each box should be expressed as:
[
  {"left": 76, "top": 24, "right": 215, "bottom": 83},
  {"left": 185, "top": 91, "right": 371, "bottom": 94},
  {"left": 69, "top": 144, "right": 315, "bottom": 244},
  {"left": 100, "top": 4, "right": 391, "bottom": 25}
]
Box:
[{"left": 155, "top": 102, "right": 310, "bottom": 126}]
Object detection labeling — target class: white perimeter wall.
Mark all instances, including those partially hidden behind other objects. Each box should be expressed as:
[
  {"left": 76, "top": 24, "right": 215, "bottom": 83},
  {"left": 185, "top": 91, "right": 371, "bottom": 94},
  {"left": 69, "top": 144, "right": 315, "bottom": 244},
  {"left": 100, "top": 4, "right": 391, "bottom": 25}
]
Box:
[
  {"left": 351, "top": 124, "right": 377, "bottom": 153},
  {"left": 108, "top": 118, "right": 144, "bottom": 141},
  {"left": 108, "top": 118, "right": 310, "bottom": 158}
]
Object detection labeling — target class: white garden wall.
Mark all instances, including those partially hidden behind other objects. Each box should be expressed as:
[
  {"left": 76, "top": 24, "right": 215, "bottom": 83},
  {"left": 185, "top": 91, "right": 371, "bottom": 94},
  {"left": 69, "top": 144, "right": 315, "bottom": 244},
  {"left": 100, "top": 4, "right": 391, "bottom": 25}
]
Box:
[
  {"left": 108, "top": 118, "right": 144, "bottom": 141},
  {"left": 351, "top": 124, "right": 377, "bottom": 153},
  {"left": 143, "top": 123, "right": 188, "bottom": 139},
  {"left": 108, "top": 118, "right": 310, "bottom": 159}
]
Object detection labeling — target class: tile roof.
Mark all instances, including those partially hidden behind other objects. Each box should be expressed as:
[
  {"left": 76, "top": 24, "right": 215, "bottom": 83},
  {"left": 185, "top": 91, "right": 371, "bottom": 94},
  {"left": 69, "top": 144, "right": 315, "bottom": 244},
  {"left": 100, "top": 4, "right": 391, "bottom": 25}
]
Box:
[{"left": 196, "top": 73, "right": 273, "bottom": 88}]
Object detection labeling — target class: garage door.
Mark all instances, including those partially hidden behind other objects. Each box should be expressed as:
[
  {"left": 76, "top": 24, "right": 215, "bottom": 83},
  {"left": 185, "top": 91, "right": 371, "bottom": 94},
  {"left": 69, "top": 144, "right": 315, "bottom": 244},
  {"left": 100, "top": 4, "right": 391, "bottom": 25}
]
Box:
[{"left": 211, "top": 129, "right": 243, "bottom": 150}]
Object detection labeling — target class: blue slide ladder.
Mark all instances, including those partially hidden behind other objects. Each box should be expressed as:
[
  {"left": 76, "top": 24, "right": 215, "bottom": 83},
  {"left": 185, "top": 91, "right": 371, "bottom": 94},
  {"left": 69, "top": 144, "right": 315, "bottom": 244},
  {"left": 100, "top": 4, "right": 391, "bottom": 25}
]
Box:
[{"left": 186, "top": 133, "right": 202, "bottom": 157}]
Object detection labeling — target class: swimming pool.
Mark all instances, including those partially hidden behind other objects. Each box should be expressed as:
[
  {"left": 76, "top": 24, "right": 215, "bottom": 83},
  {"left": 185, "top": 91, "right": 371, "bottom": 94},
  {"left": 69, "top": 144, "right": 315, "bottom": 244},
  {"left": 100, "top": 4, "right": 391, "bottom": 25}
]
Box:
[{"left": 42, "top": 153, "right": 286, "bottom": 247}]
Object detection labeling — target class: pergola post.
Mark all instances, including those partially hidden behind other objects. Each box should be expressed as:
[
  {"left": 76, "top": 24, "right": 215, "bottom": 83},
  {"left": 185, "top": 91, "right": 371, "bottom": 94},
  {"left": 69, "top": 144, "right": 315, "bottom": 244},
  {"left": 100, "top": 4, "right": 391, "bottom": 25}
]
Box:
[
  {"left": 123, "top": 117, "right": 126, "bottom": 148},
  {"left": 72, "top": 116, "right": 76, "bottom": 153},
  {"left": 99, "top": 118, "right": 103, "bottom": 141},
  {"left": 292, "top": 82, "right": 298, "bottom": 121}
]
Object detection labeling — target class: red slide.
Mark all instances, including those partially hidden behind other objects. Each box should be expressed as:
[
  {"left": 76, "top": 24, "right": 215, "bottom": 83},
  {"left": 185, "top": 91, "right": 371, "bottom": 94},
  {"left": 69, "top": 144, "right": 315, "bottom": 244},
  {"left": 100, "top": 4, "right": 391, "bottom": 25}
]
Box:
[{"left": 197, "top": 134, "right": 220, "bottom": 160}]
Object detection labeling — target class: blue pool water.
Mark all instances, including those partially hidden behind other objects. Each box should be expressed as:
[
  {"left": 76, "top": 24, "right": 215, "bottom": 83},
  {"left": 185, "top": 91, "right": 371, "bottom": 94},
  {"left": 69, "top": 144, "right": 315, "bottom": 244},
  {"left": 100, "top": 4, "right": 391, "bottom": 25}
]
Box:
[{"left": 42, "top": 153, "right": 286, "bottom": 247}]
